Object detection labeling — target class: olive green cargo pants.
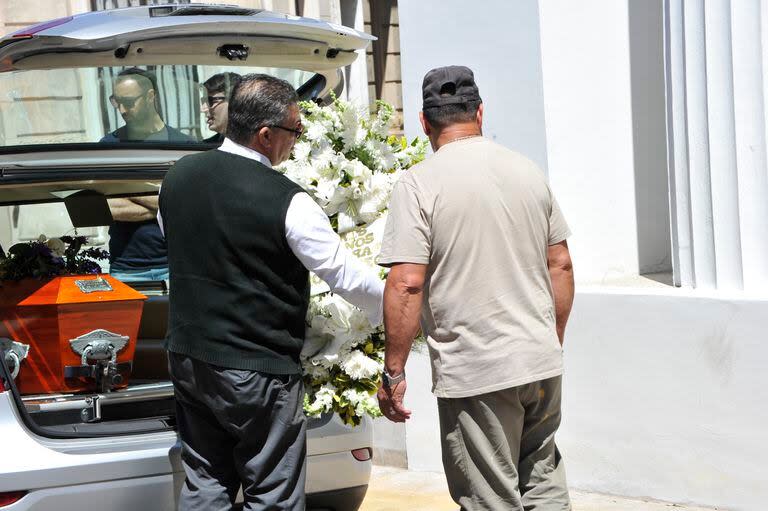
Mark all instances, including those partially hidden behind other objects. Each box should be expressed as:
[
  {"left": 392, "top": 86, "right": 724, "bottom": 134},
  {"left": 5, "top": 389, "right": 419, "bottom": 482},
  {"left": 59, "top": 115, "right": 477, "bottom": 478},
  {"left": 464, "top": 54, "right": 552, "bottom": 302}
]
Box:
[{"left": 438, "top": 375, "right": 570, "bottom": 511}]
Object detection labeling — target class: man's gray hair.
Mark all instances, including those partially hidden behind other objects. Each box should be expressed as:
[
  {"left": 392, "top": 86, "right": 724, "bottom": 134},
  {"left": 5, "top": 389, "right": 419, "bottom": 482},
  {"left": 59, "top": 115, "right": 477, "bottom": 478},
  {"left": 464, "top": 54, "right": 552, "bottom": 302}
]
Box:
[{"left": 226, "top": 74, "right": 299, "bottom": 145}]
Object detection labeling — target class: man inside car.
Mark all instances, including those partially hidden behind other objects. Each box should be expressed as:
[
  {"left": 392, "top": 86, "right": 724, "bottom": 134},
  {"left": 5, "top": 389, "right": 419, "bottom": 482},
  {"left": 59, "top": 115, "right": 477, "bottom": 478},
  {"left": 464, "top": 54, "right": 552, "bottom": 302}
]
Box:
[
  {"left": 102, "top": 67, "right": 192, "bottom": 143},
  {"left": 102, "top": 68, "right": 192, "bottom": 281},
  {"left": 201, "top": 72, "right": 241, "bottom": 144}
]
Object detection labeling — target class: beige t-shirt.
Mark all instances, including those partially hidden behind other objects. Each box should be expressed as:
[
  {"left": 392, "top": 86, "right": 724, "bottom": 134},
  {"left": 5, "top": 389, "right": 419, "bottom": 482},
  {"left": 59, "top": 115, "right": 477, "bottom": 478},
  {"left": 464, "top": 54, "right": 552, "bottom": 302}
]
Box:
[{"left": 378, "top": 137, "right": 570, "bottom": 398}]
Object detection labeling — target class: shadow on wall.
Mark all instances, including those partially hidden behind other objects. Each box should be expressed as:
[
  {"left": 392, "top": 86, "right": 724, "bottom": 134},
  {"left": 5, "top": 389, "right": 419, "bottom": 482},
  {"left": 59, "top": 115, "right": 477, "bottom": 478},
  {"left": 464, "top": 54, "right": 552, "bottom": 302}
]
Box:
[{"left": 629, "top": 0, "right": 673, "bottom": 278}]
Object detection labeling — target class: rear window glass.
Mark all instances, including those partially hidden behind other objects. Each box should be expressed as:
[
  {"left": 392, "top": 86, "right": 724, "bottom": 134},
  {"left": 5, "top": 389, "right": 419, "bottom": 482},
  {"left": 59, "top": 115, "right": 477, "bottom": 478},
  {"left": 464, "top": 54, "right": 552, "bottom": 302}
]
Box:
[{"left": 0, "top": 65, "right": 315, "bottom": 149}]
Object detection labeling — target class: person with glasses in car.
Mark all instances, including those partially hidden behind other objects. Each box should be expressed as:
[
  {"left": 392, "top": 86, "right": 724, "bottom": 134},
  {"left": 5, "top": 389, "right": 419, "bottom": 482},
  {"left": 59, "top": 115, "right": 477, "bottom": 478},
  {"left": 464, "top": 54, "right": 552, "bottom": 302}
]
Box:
[
  {"left": 102, "top": 68, "right": 192, "bottom": 282},
  {"left": 159, "top": 74, "right": 383, "bottom": 510},
  {"left": 201, "top": 72, "right": 241, "bottom": 144},
  {"left": 102, "top": 67, "right": 193, "bottom": 143}
]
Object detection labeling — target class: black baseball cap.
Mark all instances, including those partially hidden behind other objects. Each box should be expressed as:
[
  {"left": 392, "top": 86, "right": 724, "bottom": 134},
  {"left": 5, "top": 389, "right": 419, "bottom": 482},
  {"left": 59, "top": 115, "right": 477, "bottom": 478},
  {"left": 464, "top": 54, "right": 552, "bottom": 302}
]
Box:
[{"left": 422, "top": 65, "right": 482, "bottom": 109}]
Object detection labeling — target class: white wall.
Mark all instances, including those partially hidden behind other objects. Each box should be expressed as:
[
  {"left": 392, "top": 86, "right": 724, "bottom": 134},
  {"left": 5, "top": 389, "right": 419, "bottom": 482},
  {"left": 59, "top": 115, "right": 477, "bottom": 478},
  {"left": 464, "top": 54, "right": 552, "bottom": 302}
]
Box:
[
  {"left": 394, "top": 1, "right": 768, "bottom": 510},
  {"left": 561, "top": 291, "right": 768, "bottom": 511},
  {"left": 538, "top": 0, "right": 640, "bottom": 283},
  {"left": 399, "top": 0, "right": 652, "bottom": 284},
  {"left": 400, "top": 290, "right": 768, "bottom": 510},
  {"left": 398, "top": 0, "right": 549, "bottom": 172}
]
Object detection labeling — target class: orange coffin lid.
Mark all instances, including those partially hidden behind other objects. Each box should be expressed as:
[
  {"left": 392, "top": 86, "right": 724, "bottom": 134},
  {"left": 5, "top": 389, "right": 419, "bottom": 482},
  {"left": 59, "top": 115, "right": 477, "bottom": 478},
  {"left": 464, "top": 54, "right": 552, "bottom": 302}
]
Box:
[{"left": 14, "top": 275, "right": 146, "bottom": 306}]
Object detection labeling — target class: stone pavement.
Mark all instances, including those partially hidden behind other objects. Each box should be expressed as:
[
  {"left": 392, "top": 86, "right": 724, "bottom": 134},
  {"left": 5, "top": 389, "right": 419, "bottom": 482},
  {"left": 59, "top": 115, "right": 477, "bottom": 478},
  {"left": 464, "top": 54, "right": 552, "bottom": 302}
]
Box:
[{"left": 359, "top": 466, "right": 721, "bottom": 511}]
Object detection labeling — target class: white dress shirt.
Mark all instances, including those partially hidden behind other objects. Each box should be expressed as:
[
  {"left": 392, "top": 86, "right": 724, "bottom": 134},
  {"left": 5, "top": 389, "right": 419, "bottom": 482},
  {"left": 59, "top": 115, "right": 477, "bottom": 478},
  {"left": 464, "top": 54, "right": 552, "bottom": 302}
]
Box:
[{"left": 158, "top": 138, "right": 383, "bottom": 326}]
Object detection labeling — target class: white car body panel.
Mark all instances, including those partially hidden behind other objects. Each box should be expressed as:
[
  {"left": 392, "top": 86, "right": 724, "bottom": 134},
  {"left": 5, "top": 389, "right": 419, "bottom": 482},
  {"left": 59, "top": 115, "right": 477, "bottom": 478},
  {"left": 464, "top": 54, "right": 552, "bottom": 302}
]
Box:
[{"left": 0, "top": 389, "right": 372, "bottom": 509}]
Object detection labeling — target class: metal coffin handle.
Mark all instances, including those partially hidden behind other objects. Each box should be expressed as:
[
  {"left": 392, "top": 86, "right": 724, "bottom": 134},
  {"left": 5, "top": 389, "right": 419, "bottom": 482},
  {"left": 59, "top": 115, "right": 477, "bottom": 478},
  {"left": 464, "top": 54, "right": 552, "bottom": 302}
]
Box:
[
  {"left": 0, "top": 338, "right": 30, "bottom": 380},
  {"left": 66, "top": 329, "right": 131, "bottom": 394},
  {"left": 69, "top": 329, "right": 129, "bottom": 363}
]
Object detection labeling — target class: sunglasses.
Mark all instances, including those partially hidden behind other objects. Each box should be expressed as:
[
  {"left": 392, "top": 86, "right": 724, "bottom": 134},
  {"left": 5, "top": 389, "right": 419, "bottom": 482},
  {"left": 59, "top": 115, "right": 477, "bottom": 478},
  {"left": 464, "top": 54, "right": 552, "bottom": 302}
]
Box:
[
  {"left": 109, "top": 93, "right": 145, "bottom": 109},
  {"left": 269, "top": 124, "right": 304, "bottom": 139},
  {"left": 201, "top": 95, "right": 227, "bottom": 108}
]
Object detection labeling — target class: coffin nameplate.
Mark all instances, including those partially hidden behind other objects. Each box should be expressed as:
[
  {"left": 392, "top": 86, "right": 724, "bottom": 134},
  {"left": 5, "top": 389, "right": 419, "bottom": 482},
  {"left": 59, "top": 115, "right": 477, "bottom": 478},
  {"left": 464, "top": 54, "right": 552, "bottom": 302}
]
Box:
[{"left": 75, "top": 277, "right": 113, "bottom": 294}]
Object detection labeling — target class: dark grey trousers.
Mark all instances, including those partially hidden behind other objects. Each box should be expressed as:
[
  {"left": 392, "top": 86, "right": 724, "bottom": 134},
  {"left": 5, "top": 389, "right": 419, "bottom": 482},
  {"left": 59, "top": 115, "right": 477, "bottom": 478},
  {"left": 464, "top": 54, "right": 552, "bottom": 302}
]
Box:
[{"left": 168, "top": 352, "right": 307, "bottom": 511}]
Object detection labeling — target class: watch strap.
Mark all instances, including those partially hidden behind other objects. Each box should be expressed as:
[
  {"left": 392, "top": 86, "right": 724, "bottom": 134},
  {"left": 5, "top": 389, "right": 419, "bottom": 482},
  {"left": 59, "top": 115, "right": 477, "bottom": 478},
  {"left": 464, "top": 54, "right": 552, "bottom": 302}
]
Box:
[{"left": 383, "top": 369, "right": 406, "bottom": 387}]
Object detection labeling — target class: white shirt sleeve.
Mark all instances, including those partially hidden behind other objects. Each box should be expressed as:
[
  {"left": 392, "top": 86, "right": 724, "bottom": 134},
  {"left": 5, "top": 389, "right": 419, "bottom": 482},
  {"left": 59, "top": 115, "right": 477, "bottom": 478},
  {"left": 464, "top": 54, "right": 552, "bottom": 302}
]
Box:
[
  {"left": 285, "top": 192, "right": 384, "bottom": 326},
  {"left": 157, "top": 184, "right": 164, "bottom": 237}
]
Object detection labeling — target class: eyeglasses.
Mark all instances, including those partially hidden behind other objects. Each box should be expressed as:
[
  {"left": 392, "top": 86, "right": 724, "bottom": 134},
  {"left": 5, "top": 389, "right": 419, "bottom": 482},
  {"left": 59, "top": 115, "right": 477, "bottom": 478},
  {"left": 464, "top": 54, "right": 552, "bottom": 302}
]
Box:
[
  {"left": 201, "top": 95, "right": 227, "bottom": 108},
  {"left": 269, "top": 124, "right": 304, "bottom": 139},
  {"left": 109, "top": 93, "right": 145, "bottom": 109}
]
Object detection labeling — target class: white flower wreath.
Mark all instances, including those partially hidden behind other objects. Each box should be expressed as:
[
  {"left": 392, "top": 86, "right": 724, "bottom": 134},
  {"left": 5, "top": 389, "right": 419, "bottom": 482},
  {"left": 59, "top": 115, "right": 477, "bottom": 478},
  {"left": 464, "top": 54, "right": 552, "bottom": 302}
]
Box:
[{"left": 277, "top": 96, "right": 428, "bottom": 426}]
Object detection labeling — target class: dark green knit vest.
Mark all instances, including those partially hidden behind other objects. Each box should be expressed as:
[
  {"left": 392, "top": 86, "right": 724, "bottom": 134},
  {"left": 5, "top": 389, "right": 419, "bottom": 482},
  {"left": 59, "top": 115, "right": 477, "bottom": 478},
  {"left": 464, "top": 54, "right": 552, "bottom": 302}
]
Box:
[{"left": 159, "top": 149, "right": 309, "bottom": 374}]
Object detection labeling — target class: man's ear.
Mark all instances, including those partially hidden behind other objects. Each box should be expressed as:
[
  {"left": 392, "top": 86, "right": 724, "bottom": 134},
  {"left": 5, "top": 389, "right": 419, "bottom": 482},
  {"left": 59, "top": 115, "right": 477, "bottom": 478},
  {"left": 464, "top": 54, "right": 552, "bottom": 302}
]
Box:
[
  {"left": 419, "top": 111, "right": 431, "bottom": 137},
  {"left": 255, "top": 126, "right": 271, "bottom": 146},
  {"left": 476, "top": 103, "right": 484, "bottom": 131}
]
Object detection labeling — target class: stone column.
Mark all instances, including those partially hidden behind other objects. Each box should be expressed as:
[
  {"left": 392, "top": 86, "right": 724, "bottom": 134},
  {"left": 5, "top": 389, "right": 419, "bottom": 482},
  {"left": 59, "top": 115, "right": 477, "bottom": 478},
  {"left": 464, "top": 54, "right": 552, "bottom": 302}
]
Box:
[
  {"left": 666, "top": 0, "right": 768, "bottom": 291},
  {"left": 732, "top": 0, "right": 768, "bottom": 292},
  {"left": 704, "top": 0, "right": 743, "bottom": 290}
]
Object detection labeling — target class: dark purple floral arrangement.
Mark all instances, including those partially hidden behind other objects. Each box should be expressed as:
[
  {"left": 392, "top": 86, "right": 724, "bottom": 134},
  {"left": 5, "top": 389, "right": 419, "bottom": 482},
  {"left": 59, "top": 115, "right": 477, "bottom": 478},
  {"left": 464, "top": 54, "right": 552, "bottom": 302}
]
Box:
[{"left": 0, "top": 235, "right": 109, "bottom": 281}]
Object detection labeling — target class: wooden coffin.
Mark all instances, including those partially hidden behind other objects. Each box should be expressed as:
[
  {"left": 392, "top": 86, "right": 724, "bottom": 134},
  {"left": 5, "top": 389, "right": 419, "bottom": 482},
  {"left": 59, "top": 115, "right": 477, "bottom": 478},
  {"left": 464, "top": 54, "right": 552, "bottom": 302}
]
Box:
[{"left": 0, "top": 274, "right": 146, "bottom": 395}]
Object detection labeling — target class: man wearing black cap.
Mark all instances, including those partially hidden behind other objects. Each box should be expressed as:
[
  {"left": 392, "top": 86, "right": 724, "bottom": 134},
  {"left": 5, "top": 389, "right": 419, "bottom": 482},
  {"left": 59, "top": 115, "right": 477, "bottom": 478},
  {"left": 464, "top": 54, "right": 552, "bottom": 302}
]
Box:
[{"left": 377, "top": 65, "right": 575, "bottom": 510}]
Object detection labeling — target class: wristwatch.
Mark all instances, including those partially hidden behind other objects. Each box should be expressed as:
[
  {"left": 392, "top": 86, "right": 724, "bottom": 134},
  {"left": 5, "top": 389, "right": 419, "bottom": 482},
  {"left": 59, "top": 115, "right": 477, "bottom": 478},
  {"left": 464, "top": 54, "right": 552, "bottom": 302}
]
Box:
[{"left": 382, "top": 369, "right": 406, "bottom": 389}]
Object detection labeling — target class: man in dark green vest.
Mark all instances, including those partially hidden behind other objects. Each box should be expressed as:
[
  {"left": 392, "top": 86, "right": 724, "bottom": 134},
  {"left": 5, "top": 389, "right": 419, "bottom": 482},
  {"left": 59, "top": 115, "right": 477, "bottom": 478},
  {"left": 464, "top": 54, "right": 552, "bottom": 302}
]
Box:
[{"left": 159, "top": 74, "right": 383, "bottom": 510}]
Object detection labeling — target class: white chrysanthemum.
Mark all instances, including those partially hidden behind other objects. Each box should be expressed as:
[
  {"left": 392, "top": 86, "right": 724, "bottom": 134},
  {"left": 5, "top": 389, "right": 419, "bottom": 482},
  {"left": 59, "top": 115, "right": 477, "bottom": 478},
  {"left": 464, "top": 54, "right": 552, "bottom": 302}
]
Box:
[
  {"left": 315, "top": 383, "right": 337, "bottom": 406},
  {"left": 340, "top": 350, "right": 382, "bottom": 380},
  {"left": 306, "top": 120, "right": 328, "bottom": 142},
  {"left": 306, "top": 383, "right": 337, "bottom": 415},
  {"left": 367, "top": 172, "right": 395, "bottom": 213},
  {"left": 282, "top": 160, "right": 320, "bottom": 192},
  {"left": 292, "top": 140, "right": 311, "bottom": 161},
  {"left": 313, "top": 148, "right": 340, "bottom": 178},
  {"left": 365, "top": 139, "right": 397, "bottom": 171},
  {"left": 341, "top": 388, "right": 381, "bottom": 417}
]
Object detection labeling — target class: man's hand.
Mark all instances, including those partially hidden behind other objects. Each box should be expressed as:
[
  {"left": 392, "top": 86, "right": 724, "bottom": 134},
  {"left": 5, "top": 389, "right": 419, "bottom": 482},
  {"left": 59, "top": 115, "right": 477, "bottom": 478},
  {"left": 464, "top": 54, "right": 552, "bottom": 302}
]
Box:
[{"left": 377, "top": 380, "right": 411, "bottom": 423}]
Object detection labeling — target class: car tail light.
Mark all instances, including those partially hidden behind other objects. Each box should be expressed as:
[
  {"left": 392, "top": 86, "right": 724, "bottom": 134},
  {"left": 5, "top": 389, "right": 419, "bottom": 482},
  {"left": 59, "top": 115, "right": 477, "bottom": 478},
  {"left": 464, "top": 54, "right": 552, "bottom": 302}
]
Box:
[
  {"left": 351, "top": 447, "right": 372, "bottom": 462},
  {"left": 0, "top": 377, "right": 4, "bottom": 392},
  {"left": 0, "top": 491, "right": 27, "bottom": 507},
  {"left": 8, "top": 16, "right": 73, "bottom": 39}
]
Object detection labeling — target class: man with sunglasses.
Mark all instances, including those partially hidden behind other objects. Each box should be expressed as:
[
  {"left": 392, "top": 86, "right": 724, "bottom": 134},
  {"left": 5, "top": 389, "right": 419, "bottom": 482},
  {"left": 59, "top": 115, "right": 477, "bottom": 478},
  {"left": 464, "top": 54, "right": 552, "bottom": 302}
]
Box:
[
  {"left": 159, "top": 74, "right": 381, "bottom": 510},
  {"left": 102, "top": 67, "right": 192, "bottom": 143},
  {"left": 102, "top": 68, "right": 192, "bottom": 282},
  {"left": 201, "top": 72, "right": 241, "bottom": 144}
]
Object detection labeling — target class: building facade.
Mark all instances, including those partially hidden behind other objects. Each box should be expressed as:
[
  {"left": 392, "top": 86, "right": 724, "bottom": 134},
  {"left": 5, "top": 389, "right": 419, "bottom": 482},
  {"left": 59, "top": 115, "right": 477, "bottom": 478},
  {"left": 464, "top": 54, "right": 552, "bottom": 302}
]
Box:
[{"left": 393, "top": 2, "right": 767, "bottom": 510}]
